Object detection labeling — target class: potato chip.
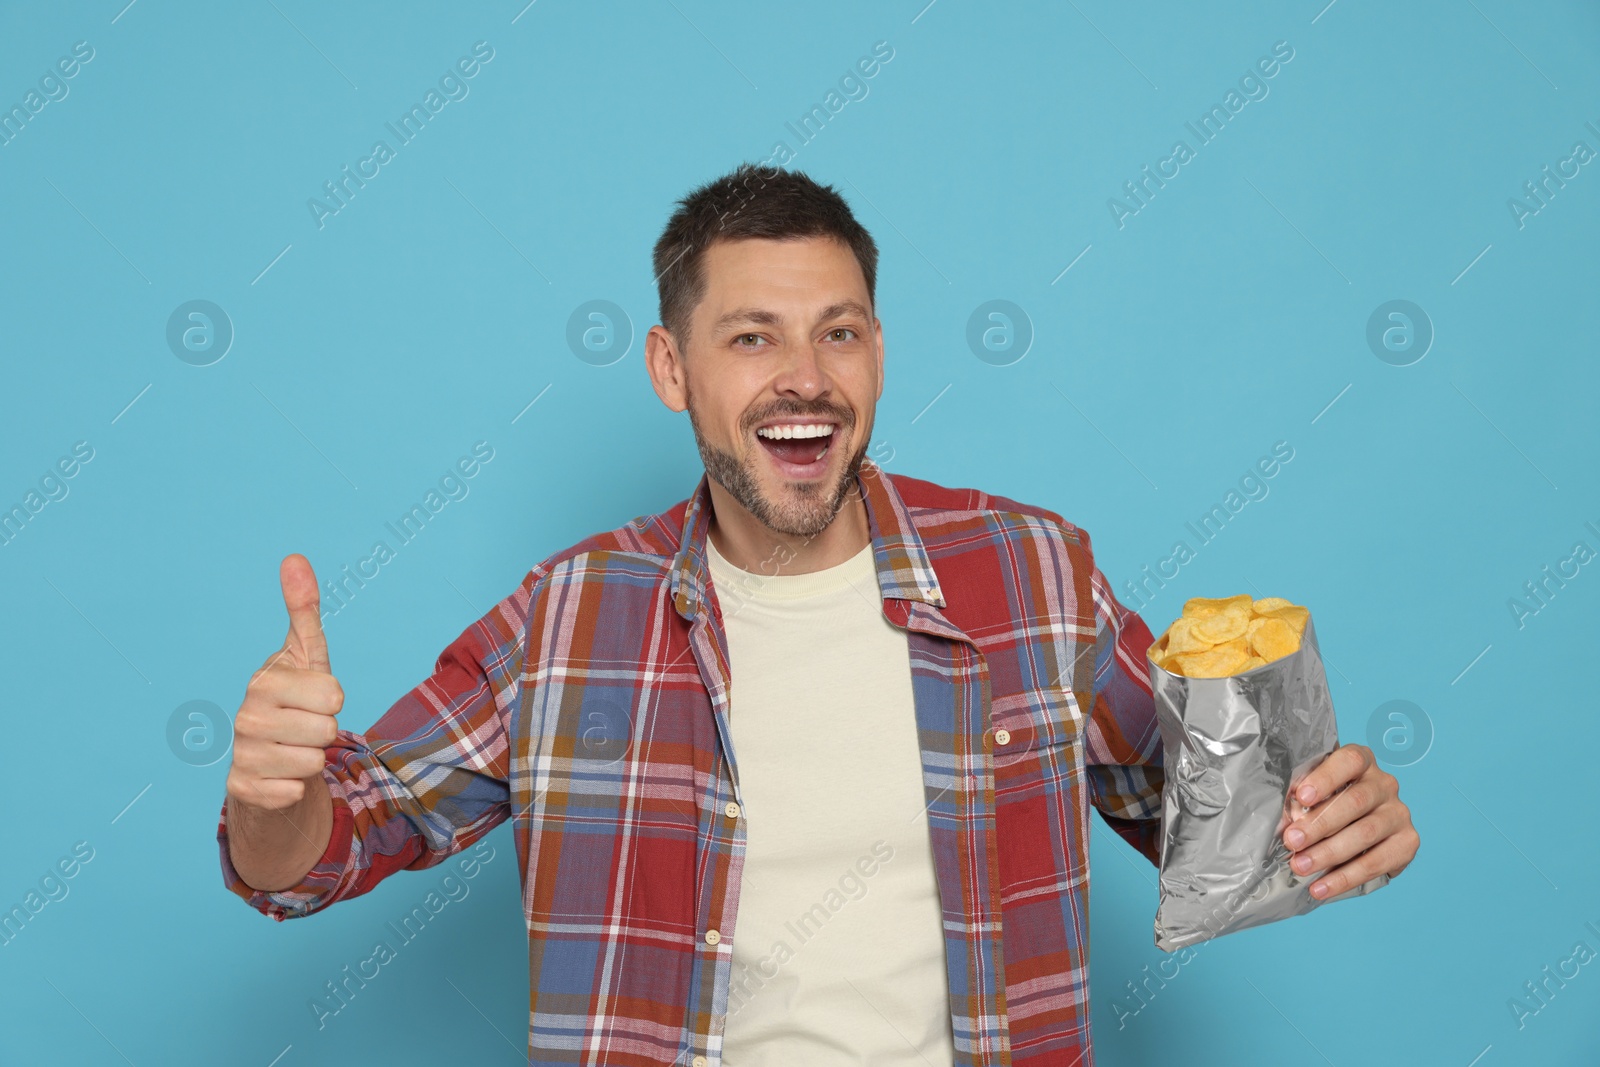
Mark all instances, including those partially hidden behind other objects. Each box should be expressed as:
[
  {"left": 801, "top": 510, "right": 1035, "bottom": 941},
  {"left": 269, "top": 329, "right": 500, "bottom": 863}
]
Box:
[
  {"left": 1191, "top": 609, "right": 1248, "bottom": 644},
  {"left": 1247, "top": 617, "right": 1299, "bottom": 661},
  {"left": 1165, "top": 617, "right": 1213, "bottom": 655},
  {"left": 1257, "top": 605, "right": 1309, "bottom": 636},
  {"left": 1151, "top": 632, "right": 1187, "bottom": 674},
  {"left": 1240, "top": 655, "right": 1267, "bottom": 671},
  {"left": 1171, "top": 644, "right": 1250, "bottom": 678},
  {"left": 1182, "top": 595, "right": 1253, "bottom": 619},
  {"left": 1251, "top": 597, "right": 1293, "bottom": 613},
  {"left": 1213, "top": 636, "right": 1250, "bottom": 658}
]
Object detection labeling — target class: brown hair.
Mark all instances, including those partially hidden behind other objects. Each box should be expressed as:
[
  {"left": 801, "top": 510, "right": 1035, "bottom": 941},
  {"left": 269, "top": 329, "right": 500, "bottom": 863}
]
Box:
[{"left": 651, "top": 163, "right": 879, "bottom": 352}]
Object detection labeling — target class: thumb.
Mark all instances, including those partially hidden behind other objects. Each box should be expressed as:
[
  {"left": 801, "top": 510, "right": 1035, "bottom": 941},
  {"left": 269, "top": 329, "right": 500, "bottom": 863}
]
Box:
[{"left": 279, "top": 553, "right": 331, "bottom": 672}]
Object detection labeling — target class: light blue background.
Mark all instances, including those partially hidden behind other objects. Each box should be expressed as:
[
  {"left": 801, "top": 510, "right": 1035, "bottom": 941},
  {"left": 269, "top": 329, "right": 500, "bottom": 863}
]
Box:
[{"left": 2, "top": 1, "right": 1596, "bottom": 1064}]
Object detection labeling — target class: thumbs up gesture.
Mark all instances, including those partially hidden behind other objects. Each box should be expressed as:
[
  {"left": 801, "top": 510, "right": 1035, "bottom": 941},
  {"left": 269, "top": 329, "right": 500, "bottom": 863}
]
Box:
[{"left": 225, "top": 554, "right": 344, "bottom": 812}]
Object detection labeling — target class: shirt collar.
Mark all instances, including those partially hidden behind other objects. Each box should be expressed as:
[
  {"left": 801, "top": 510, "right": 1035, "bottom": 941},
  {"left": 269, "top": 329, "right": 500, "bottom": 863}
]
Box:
[{"left": 670, "top": 457, "right": 947, "bottom": 620}]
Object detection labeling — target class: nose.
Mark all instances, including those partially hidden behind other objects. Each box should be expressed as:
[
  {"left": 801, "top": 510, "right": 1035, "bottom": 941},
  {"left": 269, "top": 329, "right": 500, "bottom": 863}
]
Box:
[{"left": 771, "top": 341, "right": 830, "bottom": 402}]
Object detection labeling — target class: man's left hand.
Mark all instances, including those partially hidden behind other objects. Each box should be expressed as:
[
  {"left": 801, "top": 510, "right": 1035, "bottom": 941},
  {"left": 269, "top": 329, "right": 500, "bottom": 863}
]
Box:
[{"left": 1281, "top": 742, "right": 1419, "bottom": 899}]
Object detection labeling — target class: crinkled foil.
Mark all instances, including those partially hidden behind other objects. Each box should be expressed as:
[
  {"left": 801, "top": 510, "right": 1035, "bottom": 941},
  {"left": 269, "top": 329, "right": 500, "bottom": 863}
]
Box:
[{"left": 1149, "top": 614, "right": 1389, "bottom": 952}]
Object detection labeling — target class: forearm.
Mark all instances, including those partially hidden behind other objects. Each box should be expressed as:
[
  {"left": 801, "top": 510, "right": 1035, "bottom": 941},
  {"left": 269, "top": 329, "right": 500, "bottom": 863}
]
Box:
[{"left": 226, "top": 773, "right": 333, "bottom": 892}]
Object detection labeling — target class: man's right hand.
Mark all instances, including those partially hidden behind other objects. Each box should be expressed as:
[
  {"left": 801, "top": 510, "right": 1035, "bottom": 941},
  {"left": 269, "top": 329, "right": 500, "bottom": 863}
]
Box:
[{"left": 226, "top": 553, "right": 343, "bottom": 812}]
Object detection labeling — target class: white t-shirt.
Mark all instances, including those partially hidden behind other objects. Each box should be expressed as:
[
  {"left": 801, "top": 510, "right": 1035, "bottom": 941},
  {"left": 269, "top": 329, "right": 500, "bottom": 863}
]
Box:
[{"left": 707, "top": 534, "right": 955, "bottom": 1067}]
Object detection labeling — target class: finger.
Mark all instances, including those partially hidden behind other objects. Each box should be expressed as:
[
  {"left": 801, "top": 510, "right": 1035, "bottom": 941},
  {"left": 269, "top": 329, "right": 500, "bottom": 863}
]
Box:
[
  {"left": 231, "top": 735, "right": 329, "bottom": 781},
  {"left": 1306, "top": 825, "right": 1418, "bottom": 899},
  {"left": 1292, "top": 742, "right": 1373, "bottom": 806},
  {"left": 1285, "top": 775, "right": 1381, "bottom": 850},
  {"left": 279, "top": 553, "right": 330, "bottom": 672},
  {"left": 236, "top": 704, "right": 341, "bottom": 749},
  {"left": 1289, "top": 798, "right": 1405, "bottom": 879},
  {"left": 246, "top": 665, "right": 344, "bottom": 717},
  {"left": 228, "top": 772, "right": 305, "bottom": 811}
]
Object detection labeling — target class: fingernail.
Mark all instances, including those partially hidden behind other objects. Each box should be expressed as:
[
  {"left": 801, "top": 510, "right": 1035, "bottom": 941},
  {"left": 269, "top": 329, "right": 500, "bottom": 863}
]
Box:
[
  {"left": 1299, "top": 785, "right": 1317, "bottom": 804},
  {"left": 1293, "top": 854, "right": 1312, "bottom": 873},
  {"left": 1310, "top": 881, "right": 1327, "bottom": 898},
  {"left": 1285, "top": 829, "right": 1304, "bottom": 848}
]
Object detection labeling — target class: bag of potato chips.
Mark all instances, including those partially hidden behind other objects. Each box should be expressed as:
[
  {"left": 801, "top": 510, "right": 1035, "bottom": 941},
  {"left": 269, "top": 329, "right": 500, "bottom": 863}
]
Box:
[{"left": 1147, "top": 596, "right": 1390, "bottom": 951}]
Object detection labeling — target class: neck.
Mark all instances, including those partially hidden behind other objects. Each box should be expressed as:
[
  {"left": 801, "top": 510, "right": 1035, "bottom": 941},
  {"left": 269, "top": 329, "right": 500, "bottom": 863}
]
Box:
[{"left": 704, "top": 476, "right": 870, "bottom": 575}]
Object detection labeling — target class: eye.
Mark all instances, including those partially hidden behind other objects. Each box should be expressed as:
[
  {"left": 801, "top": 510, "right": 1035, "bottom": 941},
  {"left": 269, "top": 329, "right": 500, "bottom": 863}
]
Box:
[
  {"left": 734, "top": 333, "right": 767, "bottom": 348},
  {"left": 827, "top": 327, "right": 857, "bottom": 342}
]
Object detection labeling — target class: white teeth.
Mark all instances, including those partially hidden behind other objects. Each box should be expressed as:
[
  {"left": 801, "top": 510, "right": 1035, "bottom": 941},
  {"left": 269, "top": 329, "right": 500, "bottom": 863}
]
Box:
[{"left": 757, "top": 423, "right": 835, "bottom": 440}]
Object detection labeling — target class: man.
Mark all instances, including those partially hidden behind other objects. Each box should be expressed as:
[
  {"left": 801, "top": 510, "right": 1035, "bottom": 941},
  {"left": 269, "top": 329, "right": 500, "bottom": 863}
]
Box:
[{"left": 218, "top": 163, "right": 1419, "bottom": 1066}]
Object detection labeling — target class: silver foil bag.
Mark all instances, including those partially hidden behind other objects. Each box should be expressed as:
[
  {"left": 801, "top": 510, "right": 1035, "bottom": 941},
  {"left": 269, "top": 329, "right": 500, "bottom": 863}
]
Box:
[{"left": 1149, "top": 614, "right": 1389, "bottom": 952}]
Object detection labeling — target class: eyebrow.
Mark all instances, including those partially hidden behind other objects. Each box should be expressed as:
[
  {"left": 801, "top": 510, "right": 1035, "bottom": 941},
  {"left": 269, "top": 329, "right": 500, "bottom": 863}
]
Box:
[{"left": 710, "top": 300, "right": 873, "bottom": 336}]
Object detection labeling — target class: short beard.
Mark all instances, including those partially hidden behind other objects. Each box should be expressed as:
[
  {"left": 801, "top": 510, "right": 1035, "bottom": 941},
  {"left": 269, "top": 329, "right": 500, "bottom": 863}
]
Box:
[{"left": 685, "top": 386, "right": 867, "bottom": 539}]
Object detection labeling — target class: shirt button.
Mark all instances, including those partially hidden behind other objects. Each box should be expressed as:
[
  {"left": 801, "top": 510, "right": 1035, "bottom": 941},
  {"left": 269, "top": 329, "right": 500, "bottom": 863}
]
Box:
[
  {"left": 994, "top": 728, "right": 1012, "bottom": 746},
  {"left": 693, "top": 1057, "right": 708, "bottom": 1067},
  {"left": 725, "top": 801, "right": 741, "bottom": 819},
  {"left": 704, "top": 929, "right": 721, "bottom": 945}
]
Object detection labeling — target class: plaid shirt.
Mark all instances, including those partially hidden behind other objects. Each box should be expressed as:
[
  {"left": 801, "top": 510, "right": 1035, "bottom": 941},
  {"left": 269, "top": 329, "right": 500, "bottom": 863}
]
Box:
[{"left": 217, "top": 458, "right": 1165, "bottom": 1066}]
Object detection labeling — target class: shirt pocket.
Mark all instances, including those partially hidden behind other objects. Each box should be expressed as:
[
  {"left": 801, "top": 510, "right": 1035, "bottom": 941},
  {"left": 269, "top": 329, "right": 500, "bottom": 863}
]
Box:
[
  {"left": 994, "top": 680, "right": 1080, "bottom": 757},
  {"left": 987, "top": 632, "right": 1089, "bottom": 765}
]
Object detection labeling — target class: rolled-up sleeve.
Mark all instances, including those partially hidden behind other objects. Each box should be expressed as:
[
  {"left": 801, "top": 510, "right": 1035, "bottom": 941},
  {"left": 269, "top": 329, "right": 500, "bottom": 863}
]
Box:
[
  {"left": 1079, "top": 533, "right": 1166, "bottom": 868},
  {"left": 217, "top": 569, "right": 536, "bottom": 920}
]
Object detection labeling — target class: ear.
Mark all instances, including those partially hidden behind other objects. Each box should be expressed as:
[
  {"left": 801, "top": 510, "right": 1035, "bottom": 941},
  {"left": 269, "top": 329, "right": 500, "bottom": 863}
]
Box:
[
  {"left": 645, "top": 325, "right": 688, "bottom": 413},
  {"left": 873, "top": 316, "right": 885, "bottom": 402}
]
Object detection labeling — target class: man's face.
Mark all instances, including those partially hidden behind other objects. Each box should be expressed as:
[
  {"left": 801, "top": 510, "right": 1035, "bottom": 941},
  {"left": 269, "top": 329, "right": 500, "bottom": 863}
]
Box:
[{"left": 671, "top": 236, "right": 883, "bottom": 538}]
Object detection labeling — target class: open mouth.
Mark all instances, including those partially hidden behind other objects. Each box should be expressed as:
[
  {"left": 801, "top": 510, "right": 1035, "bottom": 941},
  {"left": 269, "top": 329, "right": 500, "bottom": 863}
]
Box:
[{"left": 755, "top": 421, "right": 837, "bottom": 479}]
